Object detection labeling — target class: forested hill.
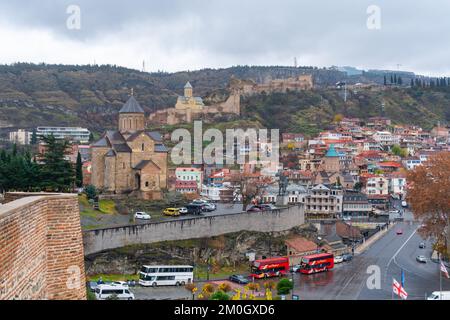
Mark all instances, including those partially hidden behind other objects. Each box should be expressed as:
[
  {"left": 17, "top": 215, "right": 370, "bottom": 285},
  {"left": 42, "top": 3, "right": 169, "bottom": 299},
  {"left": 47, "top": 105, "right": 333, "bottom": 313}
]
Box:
[
  {"left": 0, "top": 63, "right": 447, "bottom": 134},
  {"left": 241, "top": 86, "right": 450, "bottom": 137}
]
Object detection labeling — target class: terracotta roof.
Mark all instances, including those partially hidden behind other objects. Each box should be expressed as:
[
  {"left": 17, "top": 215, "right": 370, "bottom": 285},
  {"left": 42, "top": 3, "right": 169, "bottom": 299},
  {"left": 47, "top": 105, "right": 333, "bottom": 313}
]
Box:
[
  {"left": 378, "top": 161, "right": 402, "bottom": 168},
  {"left": 285, "top": 237, "right": 318, "bottom": 253}
]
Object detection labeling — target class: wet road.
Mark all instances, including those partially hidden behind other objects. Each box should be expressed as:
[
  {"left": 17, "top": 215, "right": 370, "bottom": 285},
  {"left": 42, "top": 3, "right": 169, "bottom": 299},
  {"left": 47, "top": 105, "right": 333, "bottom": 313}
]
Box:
[{"left": 292, "top": 209, "right": 450, "bottom": 300}]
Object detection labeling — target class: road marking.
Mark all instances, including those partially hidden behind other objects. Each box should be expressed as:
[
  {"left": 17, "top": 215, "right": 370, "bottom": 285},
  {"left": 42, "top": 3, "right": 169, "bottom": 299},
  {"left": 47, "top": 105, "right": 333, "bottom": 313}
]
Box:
[{"left": 387, "top": 226, "right": 418, "bottom": 268}]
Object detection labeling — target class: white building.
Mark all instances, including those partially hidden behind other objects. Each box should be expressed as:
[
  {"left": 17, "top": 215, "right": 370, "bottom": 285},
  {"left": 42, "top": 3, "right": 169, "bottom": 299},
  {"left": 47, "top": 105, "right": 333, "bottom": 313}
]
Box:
[
  {"left": 9, "top": 129, "right": 31, "bottom": 145},
  {"left": 304, "top": 184, "right": 343, "bottom": 218},
  {"left": 365, "top": 176, "right": 389, "bottom": 196},
  {"left": 35, "top": 127, "right": 91, "bottom": 143},
  {"left": 372, "top": 131, "right": 400, "bottom": 146},
  {"left": 388, "top": 173, "right": 407, "bottom": 199},
  {"left": 175, "top": 167, "right": 203, "bottom": 191}
]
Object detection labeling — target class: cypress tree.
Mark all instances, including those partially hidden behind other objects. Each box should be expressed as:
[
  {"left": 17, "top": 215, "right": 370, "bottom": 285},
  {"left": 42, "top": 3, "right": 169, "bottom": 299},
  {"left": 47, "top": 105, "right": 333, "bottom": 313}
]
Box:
[
  {"left": 30, "top": 129, "right": 38, "bottom": 145},
  {"left": 75, "top": 152, "right": 83, "bottom": 188},
  {"left": 39, "top": 135, "right": 75, "bottom": 192}
]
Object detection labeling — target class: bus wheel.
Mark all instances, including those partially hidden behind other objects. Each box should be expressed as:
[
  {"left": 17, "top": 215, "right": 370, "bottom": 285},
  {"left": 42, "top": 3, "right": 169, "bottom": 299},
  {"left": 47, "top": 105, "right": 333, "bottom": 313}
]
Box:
[
  {"left": 175, "top": 282, "right": 180, "bottom": 286},
  {"left": 152, "top": 282, "right": 157, "bottom": 287},
  {"left": 181, "top": 281, "right": 186, "bottom": 286}
]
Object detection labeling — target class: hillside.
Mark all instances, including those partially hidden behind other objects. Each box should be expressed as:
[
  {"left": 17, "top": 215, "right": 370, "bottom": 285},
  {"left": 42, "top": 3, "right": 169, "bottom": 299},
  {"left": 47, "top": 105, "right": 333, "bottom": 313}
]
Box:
[
  {"left": 0, "top": 63, "right": 448, "bottom": 136},
  {"left": 242, "top": 86, "right": 450, "bottom": 136}
]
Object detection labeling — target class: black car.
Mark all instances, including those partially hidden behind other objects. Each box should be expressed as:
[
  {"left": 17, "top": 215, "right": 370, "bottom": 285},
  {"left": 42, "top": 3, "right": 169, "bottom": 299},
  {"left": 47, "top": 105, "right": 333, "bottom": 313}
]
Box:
[
  {"left": 342, "top": 254, "right": 353, "bottom": 262},
  {"left": 246, "top": 206, "right": 262, "bottom": 212},
  {"left": 186, "top": 204, "right": 204, "bottom": 215},
  {"left": 258, "top": 204, "right": 278, "bottom": 211},
  {"left": 229, "top": 274, "right": 250, "bottom": 285}
]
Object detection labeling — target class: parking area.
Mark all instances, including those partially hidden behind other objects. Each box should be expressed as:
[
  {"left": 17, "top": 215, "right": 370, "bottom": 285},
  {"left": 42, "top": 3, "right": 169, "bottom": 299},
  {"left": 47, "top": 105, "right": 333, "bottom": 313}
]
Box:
[
  {"left": 131, "top": 286, "right": 192, "bottom": 300},
  {"left": 81, "top": 202, "right": 244, "bottom": 230}
]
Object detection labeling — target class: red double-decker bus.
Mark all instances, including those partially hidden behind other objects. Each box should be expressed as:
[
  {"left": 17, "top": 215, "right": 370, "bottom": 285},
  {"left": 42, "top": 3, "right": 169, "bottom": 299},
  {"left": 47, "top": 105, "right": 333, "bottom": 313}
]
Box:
[
  {"left": 250, "top": 257, "right": 290, "bottom": 279},
  {"left": 299, "top": 253, "right": 334, "bottom": 274}
]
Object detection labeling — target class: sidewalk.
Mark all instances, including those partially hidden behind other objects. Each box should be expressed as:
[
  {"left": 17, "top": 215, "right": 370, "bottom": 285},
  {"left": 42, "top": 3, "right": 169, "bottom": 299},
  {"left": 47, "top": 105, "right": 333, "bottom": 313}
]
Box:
[{"left": 355, "top": 223, "right": 395, "bottom": 255}]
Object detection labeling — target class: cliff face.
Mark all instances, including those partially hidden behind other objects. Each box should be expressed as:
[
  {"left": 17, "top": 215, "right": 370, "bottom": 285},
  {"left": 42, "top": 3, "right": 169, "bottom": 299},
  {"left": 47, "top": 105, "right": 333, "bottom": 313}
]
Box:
[{"left": 84, "top": 226, "right": 318, "bottom": 276}]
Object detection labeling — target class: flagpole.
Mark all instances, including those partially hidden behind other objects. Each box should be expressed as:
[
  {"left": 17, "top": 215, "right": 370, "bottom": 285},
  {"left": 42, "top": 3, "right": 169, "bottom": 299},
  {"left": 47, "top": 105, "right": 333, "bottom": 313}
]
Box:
[{"left": 439, "top": 254, "right": 442, "bottom": 301}]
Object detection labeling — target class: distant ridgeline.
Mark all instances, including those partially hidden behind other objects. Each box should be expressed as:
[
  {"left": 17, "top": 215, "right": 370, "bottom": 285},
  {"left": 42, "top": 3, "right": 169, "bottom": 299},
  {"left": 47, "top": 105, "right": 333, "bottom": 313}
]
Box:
[{"left": 0, "top": 63, "right": 448, "bottom": 133}]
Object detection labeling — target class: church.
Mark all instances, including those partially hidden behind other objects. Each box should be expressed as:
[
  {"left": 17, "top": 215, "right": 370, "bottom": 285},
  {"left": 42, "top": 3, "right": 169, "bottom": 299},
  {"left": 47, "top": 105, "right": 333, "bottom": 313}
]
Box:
[
  {"left": 175, "top": 82, "right": 205, "bottom": 110},
  {"left": 91, "top": 94, "right": 168, "bottom": 200}
]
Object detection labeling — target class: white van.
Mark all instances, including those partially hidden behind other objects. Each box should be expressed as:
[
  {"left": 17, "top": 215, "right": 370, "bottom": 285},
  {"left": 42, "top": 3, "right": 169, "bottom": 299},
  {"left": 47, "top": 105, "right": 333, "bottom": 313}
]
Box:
[
  {"left": 427, "top": 291, "right": 450, "bottom": 300},
  {"left": 94, "top": 284, "right": 135, "bottom": 300}
]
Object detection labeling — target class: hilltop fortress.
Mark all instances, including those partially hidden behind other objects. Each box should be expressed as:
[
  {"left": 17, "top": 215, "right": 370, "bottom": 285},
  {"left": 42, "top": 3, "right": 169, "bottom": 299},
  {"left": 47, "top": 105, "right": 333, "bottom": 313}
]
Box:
[{"left": 148, "top": 75, "right": 313, "bottom": 125}]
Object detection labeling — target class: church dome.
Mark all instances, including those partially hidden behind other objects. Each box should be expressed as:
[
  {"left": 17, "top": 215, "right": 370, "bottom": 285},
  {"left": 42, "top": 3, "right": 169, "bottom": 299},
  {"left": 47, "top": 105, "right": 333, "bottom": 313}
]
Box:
[{"left": 119, "top": 96, "right": 144, "bottom": 114}]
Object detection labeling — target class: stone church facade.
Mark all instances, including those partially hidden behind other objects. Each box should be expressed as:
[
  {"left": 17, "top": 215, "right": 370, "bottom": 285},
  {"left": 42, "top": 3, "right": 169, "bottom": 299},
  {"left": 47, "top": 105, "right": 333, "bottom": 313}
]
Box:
[{"left": 91, "top": 95, "right": 168, "bottom": 200}]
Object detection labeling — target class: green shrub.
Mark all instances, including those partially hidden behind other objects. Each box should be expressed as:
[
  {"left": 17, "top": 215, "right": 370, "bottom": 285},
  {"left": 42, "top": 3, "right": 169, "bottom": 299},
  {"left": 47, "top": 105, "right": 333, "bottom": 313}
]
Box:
[{"left": 210, "top": 290, "right": 230, "bottom": 300}]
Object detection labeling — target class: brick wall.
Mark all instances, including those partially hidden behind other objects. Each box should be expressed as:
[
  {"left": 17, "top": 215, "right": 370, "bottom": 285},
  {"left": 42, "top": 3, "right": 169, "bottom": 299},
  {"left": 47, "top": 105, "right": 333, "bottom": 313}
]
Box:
[
  {"left": 0, "top": 193, "right": 86, "bottom": 300},
  {"left": 83, "top": 205, "right": 305, "bottom": 255}
]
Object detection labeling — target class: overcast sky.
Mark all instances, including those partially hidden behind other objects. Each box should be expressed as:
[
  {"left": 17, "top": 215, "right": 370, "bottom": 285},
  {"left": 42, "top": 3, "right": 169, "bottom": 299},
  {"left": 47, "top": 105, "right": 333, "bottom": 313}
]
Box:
[{"left": 0, "top": 0, "right": 449, "bottom": 76}]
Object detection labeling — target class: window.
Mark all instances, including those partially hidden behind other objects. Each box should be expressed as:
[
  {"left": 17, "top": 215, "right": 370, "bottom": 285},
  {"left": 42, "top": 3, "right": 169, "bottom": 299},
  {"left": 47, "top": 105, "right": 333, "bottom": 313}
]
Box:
[
  {"left": 142, "top": 143, "right": 145, "bottom": 151},
  {"left": 145, "top": 182, "right": 149, "bottom": 187}
]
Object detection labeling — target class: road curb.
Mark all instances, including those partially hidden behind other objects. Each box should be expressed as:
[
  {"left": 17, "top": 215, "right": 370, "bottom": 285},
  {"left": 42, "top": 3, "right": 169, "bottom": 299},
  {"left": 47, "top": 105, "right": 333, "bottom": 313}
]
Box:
[{"left": 355, "top": 223, "right": 395, "bottom": 255}]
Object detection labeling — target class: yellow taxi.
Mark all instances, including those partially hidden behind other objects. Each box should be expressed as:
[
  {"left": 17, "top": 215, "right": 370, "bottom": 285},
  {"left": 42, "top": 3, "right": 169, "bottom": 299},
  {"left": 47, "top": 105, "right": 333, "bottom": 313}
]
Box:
[{"left": 163, "top": 208, "right": 180, "bottom": 217}]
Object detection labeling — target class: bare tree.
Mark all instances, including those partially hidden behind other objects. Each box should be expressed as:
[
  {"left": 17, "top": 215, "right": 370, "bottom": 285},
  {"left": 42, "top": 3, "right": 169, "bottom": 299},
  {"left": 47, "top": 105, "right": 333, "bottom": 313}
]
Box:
[
  {"left": 406, "top": 152, "right": 450, "bottom": 258},
  {"left": 227, "top": 172, "right": 274, "bottom": 211}
]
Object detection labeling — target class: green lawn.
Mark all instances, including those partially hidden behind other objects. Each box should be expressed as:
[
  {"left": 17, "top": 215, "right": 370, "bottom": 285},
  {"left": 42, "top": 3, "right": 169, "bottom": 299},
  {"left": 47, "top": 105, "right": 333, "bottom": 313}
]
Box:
[{"left": 79, "top": 195, "right": 117, "bottom": 217}]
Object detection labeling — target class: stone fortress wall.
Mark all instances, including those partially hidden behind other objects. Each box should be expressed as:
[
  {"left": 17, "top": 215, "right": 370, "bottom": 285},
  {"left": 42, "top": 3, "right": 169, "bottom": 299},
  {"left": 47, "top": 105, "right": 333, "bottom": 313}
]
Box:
[
  {"left": 0, "top": 193, "right": 86, "bottom": 300},
  {"left": 83, "top": 205, "right": 305, "bottom": 255}
]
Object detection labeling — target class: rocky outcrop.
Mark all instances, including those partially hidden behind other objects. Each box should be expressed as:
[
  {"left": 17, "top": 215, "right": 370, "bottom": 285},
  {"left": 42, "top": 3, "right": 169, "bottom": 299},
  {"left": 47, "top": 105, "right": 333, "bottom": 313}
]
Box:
[{"left": 84, "top": 226, "right": 318, "bottom": 276}]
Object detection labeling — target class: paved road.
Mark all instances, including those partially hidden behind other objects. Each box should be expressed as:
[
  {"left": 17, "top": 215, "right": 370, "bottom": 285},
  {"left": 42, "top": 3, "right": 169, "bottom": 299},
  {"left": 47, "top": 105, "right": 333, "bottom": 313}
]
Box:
[{"left": 292, "top": 207, "right": 450, "bottom": 300}]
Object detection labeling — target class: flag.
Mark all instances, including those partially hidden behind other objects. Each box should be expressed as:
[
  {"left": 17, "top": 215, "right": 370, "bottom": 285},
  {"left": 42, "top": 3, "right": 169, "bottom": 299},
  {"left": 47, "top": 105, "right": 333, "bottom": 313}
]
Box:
[
  {"left": 393, "top": 278, "right": 408, "bottom": 300},
  {"left": 441, "top": 260, "right": 449, "bottom": 279}
]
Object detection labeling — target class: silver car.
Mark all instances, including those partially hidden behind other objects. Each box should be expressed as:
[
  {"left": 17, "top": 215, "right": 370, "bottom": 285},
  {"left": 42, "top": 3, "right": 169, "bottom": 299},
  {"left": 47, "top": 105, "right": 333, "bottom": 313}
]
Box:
[{"left": 416, "top": 255, "right": 427, "bottom": 263}]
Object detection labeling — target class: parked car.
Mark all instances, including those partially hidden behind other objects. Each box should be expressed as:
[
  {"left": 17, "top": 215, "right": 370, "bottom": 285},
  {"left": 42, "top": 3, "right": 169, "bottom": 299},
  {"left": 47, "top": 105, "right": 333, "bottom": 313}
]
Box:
[
  {"left": 419, "top": 242, "right": 426, "bottom": 249},
  {"left": 259, "top": 204, "right": 278, "bottom": 211},
  {"left": 334, "top": 255, "right": 344, "bottom": 264},
  {"left": 87, "top": 281, "right": 98, "bottom": 292},
  {"left": 94, "top": 284, "right": 135, "bottom": 300},
  {"left": 389, "top": 209, "right": 400, "bottom": 215},
  {"left": 401, "top": 201, "right": 408, "bottom": 208},
  {"left": 134, "top": 212, "right": 151, "bottom": 220},
  {"left": 229, "top": 274, "right": 250, "bottom": 285},
  {"left": 178, "top": 207, "right": 188, "bottom": 215},
  {"left": 416, "top": 255, "right": 427, "bottom": 263},
  {"left": 186, "top": 203, "right": 204, "bottom": 215},
  {"left": 111, "top": 281, "right": 129, "bottom": 288},
  {"left": 290, "top": 264, "right": 301, "bottom": 272},
  {"left": 163, "top": 208, "right": 180, "bottom": 216},
  {"left": 192, "top": 199, "right": 209, "bottom": 205},
  {"left": 247, "top": 206, "right": 262, "bottom": 212},
  {"left": 202, "top": 203, "right": 216, "bottom": 212},
  {"left": 396, "top": 229, "right": 403, "bottom": 235},
  {"left": 342, "top": 254, "right": 353, "bottom": 262}
]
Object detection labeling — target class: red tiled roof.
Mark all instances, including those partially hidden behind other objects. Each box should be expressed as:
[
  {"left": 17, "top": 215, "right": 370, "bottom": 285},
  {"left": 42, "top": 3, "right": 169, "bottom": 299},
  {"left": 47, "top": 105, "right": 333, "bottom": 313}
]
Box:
[
  {"left": 378, "top": 161, "right": 402, "bottom": 168},
  {"left": 285, "top": 237, "right": 318, "bottom": 253}
]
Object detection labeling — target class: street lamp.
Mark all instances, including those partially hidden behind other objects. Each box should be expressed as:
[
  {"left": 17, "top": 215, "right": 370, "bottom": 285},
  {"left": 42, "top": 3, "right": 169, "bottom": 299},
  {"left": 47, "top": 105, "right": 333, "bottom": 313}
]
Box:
[{"left": 317, "top": 237, "right": 322, "bottom": 253}]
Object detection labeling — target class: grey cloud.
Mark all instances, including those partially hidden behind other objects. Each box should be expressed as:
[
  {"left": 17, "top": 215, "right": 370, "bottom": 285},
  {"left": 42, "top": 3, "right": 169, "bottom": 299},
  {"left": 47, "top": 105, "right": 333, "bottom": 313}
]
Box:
[{"left": 0, "top": 0, "right": 449, "bottom": 75}]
